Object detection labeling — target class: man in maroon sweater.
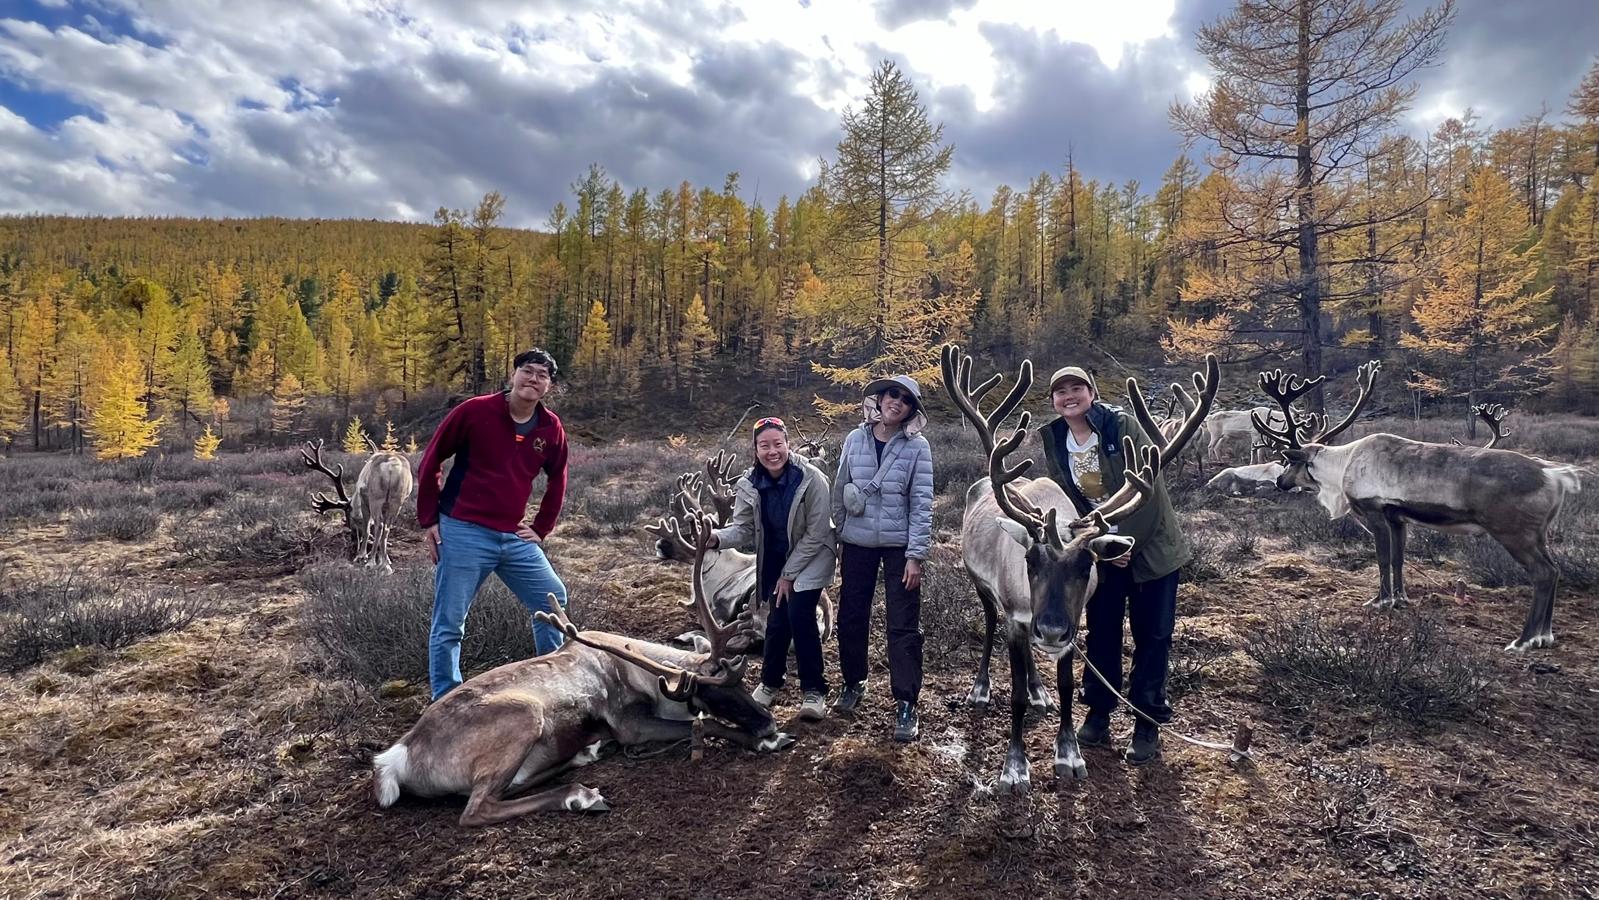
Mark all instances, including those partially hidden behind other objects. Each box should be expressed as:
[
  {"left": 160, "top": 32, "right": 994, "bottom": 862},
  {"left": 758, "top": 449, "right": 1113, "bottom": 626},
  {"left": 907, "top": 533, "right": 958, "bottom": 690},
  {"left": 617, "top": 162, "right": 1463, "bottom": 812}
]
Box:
[{"left": 417, "top": 348, "right": 570, "bottom": 700}]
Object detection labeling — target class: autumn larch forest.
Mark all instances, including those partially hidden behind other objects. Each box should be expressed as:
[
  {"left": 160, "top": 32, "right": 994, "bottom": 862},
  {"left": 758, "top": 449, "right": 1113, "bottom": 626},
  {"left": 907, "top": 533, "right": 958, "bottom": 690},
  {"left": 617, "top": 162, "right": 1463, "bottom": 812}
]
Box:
[{"left": 2, "top": 8, "right": 1598, "bottom": 460}]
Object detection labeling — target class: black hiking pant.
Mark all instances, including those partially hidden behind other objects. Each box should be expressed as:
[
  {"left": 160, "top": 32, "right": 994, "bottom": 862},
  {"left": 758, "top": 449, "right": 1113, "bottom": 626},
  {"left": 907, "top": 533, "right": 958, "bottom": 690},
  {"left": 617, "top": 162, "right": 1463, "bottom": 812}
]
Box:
[
  {"left": 1082, "top": 565, "right": 1179, "bottom": 722},
  {"left": 838, "top": 542, "right": 923, "bottom": 704}
]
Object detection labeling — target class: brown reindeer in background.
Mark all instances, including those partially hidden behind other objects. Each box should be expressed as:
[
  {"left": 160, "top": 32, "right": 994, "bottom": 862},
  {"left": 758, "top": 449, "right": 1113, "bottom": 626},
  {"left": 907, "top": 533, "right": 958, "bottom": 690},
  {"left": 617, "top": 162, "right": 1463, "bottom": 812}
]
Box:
[
  {"left": 1252, "top": 364, "right": 1583, "bottom": 651},
  {"left": 373, "top": 512, "right": 794, "bottom": 824},
  {"left": 941, "top": 344, "right": 1218, "bottom": 793}
]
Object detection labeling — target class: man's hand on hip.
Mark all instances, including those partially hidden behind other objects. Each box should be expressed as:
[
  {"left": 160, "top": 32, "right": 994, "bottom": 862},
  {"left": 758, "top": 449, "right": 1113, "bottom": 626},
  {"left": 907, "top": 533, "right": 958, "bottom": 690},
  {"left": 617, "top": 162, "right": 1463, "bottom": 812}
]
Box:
[{"left": 516, "top": 523, "right": 543, "bottom": 544}]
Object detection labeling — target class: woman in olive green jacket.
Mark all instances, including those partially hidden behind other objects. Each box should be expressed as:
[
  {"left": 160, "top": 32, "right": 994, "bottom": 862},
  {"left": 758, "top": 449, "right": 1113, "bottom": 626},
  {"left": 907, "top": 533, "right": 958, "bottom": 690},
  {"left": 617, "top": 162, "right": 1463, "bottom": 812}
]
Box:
[{"left": 1037, "top": 365, "right": 1190, "bottom": 765}]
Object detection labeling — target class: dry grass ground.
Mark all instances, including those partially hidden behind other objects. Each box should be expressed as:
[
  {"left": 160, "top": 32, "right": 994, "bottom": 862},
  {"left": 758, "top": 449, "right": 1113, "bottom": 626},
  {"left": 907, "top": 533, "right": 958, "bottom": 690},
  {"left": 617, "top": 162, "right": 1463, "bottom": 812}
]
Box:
[{"left": 1, "top": 416, "right": 1597, "bottom": 899}]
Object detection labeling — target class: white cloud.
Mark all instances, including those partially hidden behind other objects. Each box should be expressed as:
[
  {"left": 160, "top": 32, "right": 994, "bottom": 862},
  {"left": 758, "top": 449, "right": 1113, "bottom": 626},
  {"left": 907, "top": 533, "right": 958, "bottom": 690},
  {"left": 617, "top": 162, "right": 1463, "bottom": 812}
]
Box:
[{"left": 0, "top": 0, "right": 1590, "bottom": 223}]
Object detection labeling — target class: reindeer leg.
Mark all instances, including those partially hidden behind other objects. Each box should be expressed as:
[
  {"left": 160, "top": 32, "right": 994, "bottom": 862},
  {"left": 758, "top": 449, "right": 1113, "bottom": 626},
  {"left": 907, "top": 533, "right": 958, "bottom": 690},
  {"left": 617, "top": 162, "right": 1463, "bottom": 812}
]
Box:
[
  {"left": 459, "top": 743, "right": 609, "bottom": 825},
  {"left": 969, "top": 581, "right": 1000, "bottom": 709},
  {"left": 461, "top": 782, "right": 611, "bottom": 824},
  {"left": 999, "top": 633, "right": 1032, "bottom": 795},
  {"left": 1499, "top": 531, "right": 1559, "bottom": 652},
  {"left": 1358, "top": 506, "right": 1396, "bottom": 609},
  {"left": 1385, "top": 513, "right": 1409, "bottom": 608},
  {"left": 1025, "top": 653, "right": 1056, "bottom": 716},
  {"left": 1054, "top": 651, "right": 1086, "bottom": 781}
]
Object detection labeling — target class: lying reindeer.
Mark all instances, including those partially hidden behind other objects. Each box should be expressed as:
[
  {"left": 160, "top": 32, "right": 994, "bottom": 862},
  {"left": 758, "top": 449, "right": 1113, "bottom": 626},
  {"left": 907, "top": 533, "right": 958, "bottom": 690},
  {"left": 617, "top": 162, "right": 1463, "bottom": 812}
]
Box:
[
  {"left": 646, "top": 451, "right": 834, "bottom": 649},
  {"left": 940, "top": 344, "right": 1218, "bottom": 793},
  {"left": 372, "top": 512, "right": 794, "bottom": 824},
  {"left": 1204, "top": 461, "right": 1285, "bottom": 495},
  {"left": 302, "top": 440, "right": 415, "bottom": 574},
  {"left": 1252, "top": 366, "right": 1583, "bottom": 651}
]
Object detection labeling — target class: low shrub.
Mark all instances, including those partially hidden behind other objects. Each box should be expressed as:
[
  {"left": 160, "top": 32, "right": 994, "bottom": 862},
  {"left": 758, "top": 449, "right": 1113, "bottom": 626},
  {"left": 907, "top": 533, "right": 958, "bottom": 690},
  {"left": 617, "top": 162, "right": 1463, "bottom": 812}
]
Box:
[
  {"left": 172, "top": 494, "right": 329, "bottom": 564},
  {"left": 1246, "top": 610, "right": 1488, "bottom": 723},
  {"left": 0, "top": 570, "right": 213, "bottom": 671},
  {"left": 69, "top": 505, "right": 161, "bottom": 542},
  {"left": 299, "top": 560, "right": 538, "bottom": 684}
]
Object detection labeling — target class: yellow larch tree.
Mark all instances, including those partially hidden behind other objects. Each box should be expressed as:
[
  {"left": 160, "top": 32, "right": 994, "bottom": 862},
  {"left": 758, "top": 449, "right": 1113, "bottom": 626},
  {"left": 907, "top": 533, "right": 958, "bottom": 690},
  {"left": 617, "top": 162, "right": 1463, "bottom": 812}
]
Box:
[
  {"left": 87, "top": 342, "right": 163, "bottom": 459},
  {"left": 270, "top": 373, "right": 306, "bottom": 439},
  {"left": 1401, "top": 168, "right": 1555, "bottom": 432},
  {"left": 343, "top": 416, "right": 370, "bottom": 454},
  {"left": 194, "top": 423, "right": 222, "bottom": 460}
]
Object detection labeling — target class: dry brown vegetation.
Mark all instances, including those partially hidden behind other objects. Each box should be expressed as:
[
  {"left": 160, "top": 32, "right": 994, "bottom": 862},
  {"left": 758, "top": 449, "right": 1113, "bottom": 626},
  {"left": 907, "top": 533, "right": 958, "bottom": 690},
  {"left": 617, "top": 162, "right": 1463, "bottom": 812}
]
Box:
[{"left": 1, "top": 416, "right": 1597, "bottom": 899}]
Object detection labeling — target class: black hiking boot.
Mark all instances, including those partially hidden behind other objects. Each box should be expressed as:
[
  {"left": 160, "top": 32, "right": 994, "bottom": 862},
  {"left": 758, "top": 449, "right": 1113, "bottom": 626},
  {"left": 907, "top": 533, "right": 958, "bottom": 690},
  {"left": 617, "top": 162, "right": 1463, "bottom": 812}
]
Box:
[
  {"left": 1076, "top": 712, "right": 1112, "bottom": 747},
  {"left": 1125, "top": 720, "right": 1162, "bottom": 765},
  {"left": 834, "top": 681, "right": 866, "bottom": 715},
  {"left": 894, "top": 701, "right": 919, "bottom": 742}
]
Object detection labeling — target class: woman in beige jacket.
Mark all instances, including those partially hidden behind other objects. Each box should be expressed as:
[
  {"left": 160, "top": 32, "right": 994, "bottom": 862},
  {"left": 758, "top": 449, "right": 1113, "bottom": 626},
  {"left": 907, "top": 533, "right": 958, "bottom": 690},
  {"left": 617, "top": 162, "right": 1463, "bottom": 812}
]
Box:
[{"left": 709, "top": 416, "right": 837, "bottom": 720}]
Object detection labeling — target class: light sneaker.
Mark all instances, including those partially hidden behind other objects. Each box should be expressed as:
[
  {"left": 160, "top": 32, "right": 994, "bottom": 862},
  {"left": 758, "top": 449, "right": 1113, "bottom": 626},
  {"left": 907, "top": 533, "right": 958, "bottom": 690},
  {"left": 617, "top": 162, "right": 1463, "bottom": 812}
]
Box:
[
  {"left": 751, "top": 683, "right": 780, "bottom": 708},
  {"left": 798, "top": 691, "right": 827, "bottom": 721}
]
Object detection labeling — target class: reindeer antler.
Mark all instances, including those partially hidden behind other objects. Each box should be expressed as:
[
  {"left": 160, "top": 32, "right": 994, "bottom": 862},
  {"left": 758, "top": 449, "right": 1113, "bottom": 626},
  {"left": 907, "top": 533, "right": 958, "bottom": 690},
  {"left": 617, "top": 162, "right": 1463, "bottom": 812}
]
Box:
[
  {"left": 1253, "top": 361, "right": 1380, "bottom": 450},
  {"left": 1472, "top": 402, "right": 1510, "bottom": 449},
  {"left": 300, "top": 439, "right": 352, "bottom": 515},
  {"left": 941, "top": 343, "right": 1031, "bottom": 459}
]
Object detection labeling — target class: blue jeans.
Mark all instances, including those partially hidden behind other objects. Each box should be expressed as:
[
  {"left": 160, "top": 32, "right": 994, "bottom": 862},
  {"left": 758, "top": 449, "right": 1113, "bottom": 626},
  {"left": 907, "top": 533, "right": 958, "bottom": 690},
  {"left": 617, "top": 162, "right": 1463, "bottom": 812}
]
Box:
[{"left": 429, "top": 514, "right": 568, "bottom": 700}]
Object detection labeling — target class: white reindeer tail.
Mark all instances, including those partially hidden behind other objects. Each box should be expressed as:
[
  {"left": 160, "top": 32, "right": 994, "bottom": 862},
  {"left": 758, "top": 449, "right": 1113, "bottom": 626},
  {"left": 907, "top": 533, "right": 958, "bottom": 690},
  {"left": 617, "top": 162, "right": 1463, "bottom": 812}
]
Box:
[
  {"left": 372, "top": 744, "right": 409, "bottom": 808},
  {"left": 1545, "top": 465, "right": 1583, "bottom": 497}
]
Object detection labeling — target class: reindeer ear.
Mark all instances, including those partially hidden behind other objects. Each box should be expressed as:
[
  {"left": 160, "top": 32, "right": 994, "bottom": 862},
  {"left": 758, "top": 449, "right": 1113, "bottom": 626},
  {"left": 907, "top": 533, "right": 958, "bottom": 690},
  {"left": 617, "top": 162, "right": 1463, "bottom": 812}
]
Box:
[
  {"left": 995, "top": 517, "right": 1033, "bottom": 548},
  {"left": 1089, "top": 535, "right": 1134, "bottom": 561}
]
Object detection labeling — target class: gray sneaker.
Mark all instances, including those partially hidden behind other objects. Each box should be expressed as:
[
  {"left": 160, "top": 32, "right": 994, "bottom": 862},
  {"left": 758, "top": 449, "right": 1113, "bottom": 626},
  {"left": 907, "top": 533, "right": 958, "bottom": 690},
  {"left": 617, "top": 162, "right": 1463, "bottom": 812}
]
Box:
[
  {"left": 799, "top": 691, "right": 827, "bottom": 721},
  {"left": 751, "top": 683, "right": 780, "bottom": 708}
]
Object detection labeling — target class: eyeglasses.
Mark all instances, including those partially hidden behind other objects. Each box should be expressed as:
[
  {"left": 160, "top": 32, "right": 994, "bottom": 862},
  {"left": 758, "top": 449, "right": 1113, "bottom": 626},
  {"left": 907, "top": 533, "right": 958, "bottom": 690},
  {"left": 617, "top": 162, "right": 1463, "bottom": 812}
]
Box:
[
  {"left": 753, "top": 416, "right": 785, "bottom": 432},
  {"left": 516, "top": 366, "right": 552, "bottom": 382},
  {"left": 882, "top": 386, "right": 911, "bottom": 401}
]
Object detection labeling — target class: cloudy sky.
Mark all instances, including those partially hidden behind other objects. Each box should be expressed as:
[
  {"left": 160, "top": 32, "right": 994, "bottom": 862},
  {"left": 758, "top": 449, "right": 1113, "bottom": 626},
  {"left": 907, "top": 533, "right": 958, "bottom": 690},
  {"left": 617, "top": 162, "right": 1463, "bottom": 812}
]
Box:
[{"left": 1, "top": 0, "right": 1594, "bottom": 227}]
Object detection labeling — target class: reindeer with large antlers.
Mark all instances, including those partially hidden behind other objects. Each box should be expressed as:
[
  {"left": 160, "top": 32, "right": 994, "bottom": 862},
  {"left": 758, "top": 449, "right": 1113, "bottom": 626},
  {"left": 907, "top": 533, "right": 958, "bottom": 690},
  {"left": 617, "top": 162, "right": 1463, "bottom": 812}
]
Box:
[
  {"left": 940, "top": 345, "right": 1218, "bottom": 792},
  {"left": 302, "top": 440, "right": 415, "bottom": 574},
  {"left": 372, "top": 512, "right": 794, "bottom": 825},
  {"left": 1252, "top": 363, "right": 1583, "bottom": 651}
]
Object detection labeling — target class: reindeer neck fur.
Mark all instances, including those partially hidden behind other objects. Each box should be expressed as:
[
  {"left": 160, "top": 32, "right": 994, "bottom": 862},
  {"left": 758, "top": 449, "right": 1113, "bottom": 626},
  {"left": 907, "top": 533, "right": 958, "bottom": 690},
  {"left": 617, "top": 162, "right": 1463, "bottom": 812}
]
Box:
[{"left": 1304, "top": 439, "right": 1362, "bottom": 519}]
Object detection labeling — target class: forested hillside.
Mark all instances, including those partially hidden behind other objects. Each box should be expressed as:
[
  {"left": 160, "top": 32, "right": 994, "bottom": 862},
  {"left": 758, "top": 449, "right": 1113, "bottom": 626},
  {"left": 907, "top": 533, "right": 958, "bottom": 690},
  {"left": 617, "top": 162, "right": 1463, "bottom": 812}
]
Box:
[{"left": 3, "top": 45, "right": 1598, "bottom": 458}]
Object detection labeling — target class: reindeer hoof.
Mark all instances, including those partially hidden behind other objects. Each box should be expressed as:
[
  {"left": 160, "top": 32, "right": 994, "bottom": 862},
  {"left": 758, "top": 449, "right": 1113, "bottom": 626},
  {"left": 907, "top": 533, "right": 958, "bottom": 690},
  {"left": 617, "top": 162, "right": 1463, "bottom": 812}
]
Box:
[
  {"left": 567, "top": 785, "right": 610, "bottom": 813},
  {"left": 1505, "top": 634, "right": 1554, "bottom": 653},
  {"left": 998, "top": 772, "right": 1032, "bottom": 796},
  {"left": 1054, "top": 758, "right": 1088, "bottom": 781},
  {"left": 1363, "top": 595, "right": 1395, "bottom": 610},
  {"left": 967, "top": 684, "right": 991, "bottom": 709},
  {"left": 758, "top": 733, "right": 797, "bottom": 753}
]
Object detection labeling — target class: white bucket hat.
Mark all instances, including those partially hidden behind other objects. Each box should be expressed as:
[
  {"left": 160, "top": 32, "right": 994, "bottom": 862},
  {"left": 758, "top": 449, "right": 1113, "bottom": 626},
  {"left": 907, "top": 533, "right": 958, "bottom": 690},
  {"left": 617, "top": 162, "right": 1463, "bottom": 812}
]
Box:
[{"left": 861, "top": 374, "right": 928, "bottom": 436}]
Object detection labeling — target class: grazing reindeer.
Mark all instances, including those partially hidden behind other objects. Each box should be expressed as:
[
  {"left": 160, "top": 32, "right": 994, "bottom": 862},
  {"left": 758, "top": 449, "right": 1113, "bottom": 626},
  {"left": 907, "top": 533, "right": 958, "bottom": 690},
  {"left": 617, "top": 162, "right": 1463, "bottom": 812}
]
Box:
[
  {"left": 646, "top": 452, "right": 833, "bottom": 647},
  {"left": 301, "top": 440, "right": 415, "bottom": 574},
  {"left": 1453, "top": 403, "right": 1511, "bottom": 449},
  {"left": 1252, "top": 364, "right": 1582, "bottom": 651},
  {"left": 940, "top": 344, "right": 1217, "bottom": 792},
  {"left": 372, "top": 512, "right": 794, "bottom": 825}
]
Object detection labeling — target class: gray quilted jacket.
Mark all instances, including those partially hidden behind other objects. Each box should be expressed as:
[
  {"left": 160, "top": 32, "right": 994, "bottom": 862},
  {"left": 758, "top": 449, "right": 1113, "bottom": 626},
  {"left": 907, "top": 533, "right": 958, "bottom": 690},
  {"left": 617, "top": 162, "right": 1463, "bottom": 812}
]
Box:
[{"left": 831, "top": 423, "right": 935, "bottom": 560}]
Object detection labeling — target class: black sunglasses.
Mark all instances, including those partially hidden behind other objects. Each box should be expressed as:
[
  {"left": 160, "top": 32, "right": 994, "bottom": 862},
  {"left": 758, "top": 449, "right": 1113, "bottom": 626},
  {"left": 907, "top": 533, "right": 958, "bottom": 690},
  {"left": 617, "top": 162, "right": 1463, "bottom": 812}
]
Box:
[{"left": 882, "top": 386, "right": 912, "bottom": 401}]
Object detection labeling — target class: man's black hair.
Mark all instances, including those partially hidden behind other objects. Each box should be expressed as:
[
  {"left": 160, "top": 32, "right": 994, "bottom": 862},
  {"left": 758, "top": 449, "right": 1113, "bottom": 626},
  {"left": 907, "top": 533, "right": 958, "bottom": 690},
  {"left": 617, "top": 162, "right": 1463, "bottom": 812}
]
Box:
[{"left": 512, "top": 348, "right": 558, "bottom": 381}]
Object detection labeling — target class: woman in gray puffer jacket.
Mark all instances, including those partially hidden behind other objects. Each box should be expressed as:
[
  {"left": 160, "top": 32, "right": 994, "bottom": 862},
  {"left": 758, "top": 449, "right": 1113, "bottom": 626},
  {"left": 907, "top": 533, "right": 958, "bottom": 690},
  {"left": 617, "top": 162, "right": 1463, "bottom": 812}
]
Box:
[{"left": 831, "top": 375, "right": 934, "bottom": 742}]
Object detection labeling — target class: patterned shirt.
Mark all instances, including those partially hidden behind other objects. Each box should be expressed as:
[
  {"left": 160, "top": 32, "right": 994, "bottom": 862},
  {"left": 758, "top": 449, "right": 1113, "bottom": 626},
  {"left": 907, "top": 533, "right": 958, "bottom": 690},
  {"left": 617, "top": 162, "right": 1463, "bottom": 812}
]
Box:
[{"left": 1065, "top": 429, "right": 1109, "bottom": 507}]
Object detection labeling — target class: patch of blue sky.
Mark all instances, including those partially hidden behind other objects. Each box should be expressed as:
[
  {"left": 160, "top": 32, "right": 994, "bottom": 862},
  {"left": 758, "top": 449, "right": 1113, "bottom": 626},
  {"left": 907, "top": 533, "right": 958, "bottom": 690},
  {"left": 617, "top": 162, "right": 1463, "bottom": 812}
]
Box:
[
  {"left": 0, "top": 78, "right": 99, "bottom": 130},
  {"left": 9, "top": 0, "right": 169, "bottom": 50}
]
